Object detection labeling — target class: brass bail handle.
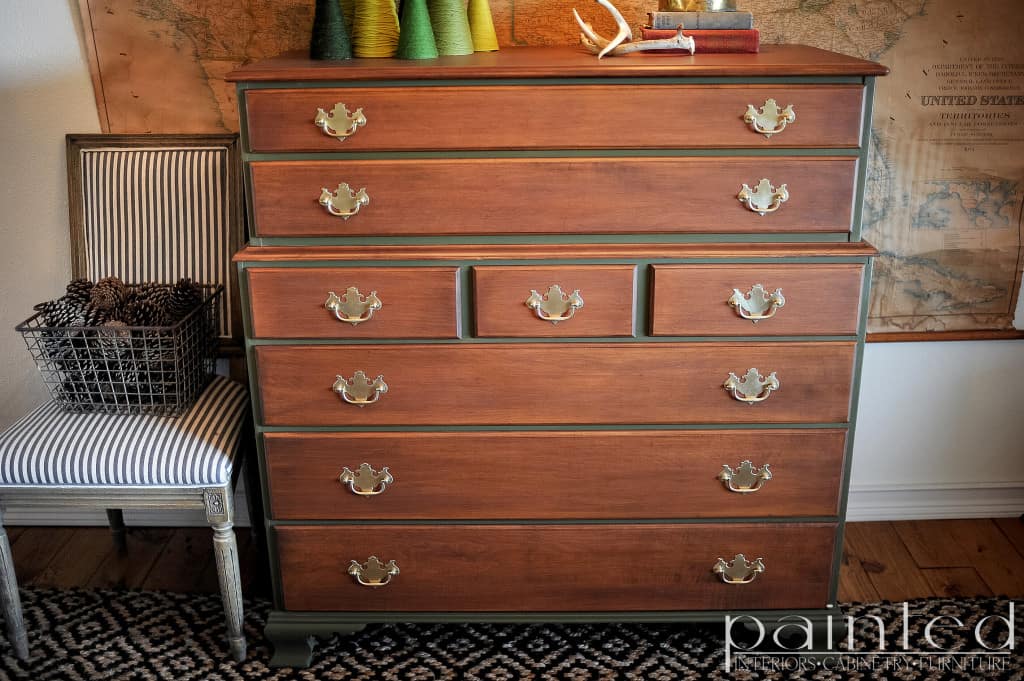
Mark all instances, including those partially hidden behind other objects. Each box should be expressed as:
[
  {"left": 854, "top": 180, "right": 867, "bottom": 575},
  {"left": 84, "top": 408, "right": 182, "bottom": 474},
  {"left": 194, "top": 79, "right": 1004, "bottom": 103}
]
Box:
[
  {"left": 314, "top": 102, "right": 367, "bottom": 139},
  {"left": 348, "top": 556, "right": 400, "bottom": 587},
  {"left": 319, "top": 183, "right": 370, "bottom": 220},
  {"left": 325, "top": 287, "right": 382, "bottom": 326},
  {"left": 718, "top": 461, "right": 772, "bottom": 493},
  {"left": 713, "top": 554, "right": 765, "bottom": 584},
  {"left": 525, "top": 284, "right": 584, "bottom": 324},
  {"left": 738, "top": 179, "right": 789, "bottom": 216},
  {"left": 743, "top": 98, "right": 796, "bottom": 138},
  {"left": 333, "top": 371, "right": 388, "bottom": 406},
  {"left": 723, "top": 368, "right": 779, "bottom": 404},
  {"left": 339, "top": 463, "right": 394, "bottom": 496},
  {"left": 728, "top": 284, "right": 785, "bottom": 322}
]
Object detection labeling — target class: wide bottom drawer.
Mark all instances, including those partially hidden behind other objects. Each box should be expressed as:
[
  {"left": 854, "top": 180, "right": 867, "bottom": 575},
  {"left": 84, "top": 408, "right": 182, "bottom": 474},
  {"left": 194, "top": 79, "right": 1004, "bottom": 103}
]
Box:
[{"left": 276, "top": 523, "right": 836, "bottom": 612}]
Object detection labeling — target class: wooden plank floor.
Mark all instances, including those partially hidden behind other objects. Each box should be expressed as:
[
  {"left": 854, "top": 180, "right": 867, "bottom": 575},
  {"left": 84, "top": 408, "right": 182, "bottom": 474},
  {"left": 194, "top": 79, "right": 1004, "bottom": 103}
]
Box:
[{"left": 5, "top": 518, "right": 1024, "bottom": 601}]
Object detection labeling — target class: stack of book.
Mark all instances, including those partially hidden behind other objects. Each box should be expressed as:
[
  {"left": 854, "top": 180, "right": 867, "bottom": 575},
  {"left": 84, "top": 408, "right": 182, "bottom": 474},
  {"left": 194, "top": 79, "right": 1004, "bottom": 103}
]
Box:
[{"left": 641, "top": 9, "right": 759, "bottom": 53}]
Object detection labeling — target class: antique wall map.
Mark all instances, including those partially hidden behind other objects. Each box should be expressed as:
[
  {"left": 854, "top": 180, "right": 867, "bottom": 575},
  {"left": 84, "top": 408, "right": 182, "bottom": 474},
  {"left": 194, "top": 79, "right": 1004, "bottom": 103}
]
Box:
[{"left": 78, "top": 0, "right": 1024, "bottom": 335}]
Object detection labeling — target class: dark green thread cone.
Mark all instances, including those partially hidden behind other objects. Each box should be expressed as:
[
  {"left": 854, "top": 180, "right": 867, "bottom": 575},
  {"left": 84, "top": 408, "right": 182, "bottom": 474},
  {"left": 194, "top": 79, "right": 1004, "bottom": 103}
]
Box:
[
  {"left": 397, "top": 0, "right": 438, "bottom": 59},
  {"left": 310, "top": 0, "right": 353, "bottom": 60}
]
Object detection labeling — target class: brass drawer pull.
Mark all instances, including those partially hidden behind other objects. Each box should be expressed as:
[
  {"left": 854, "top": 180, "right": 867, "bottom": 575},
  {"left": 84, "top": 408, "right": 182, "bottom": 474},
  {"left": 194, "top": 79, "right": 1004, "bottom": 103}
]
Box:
[
  {"left": 339, "top": 463, "right": 394, "bottom": 496},
  {"left": 314, "top": 103, "right": 366, "bottom": 140},
  {"left": 325, "top": 287, "right": 382, "bottom": 325},
  {"left": 319, "top": 183, "right": 370, "bottom": 220},
  {"left": 724, "top": 368, "right": 779, "bottom": 404},
  {"left": 738, "top": 179, "right": 789, "bottom": 216},
  {"left": 348, "top": 556, "right": 399, "bottom": 587},
  {"left": 718, "top": 460, "right": 772, "bottom": 493},
  {"left": 525, "top": 284, "right": 584, "bottom": 324},
  {"left": 713, "top": 553, "right": 765, "bottom": 584},
  {"left": 728, "top": 284, "right": 785, "bottom": 322},
  {"left": 743, "top": 98, "right": 795, "bottom": 138},
  {"left": 333, "top": 371, "right": 388, "bottom": 407}
]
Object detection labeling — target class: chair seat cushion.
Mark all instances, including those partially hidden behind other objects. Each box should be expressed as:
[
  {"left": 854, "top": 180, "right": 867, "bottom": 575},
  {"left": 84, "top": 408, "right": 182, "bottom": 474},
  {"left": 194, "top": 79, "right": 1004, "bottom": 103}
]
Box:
[{"left": 0, "top": 376, "right": 248, "bottom": 487}]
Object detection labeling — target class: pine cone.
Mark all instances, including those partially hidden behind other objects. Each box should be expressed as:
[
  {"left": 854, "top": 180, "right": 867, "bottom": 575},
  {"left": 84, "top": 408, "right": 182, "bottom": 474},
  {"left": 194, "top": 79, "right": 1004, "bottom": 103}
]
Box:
[
  {"left": 81, "top": 303, "right": 109, "bottom": 327},
  {"left": 35, "top": 297, "right": 85, "bottom": 327},
  {"left": 64, "top": 278, "right": 95, "bottom": 305},
  {"left": 89, "top": 276, "right": 128, "bottom": 313},
  {"left": 137, "top": 283, "right": 172, "bottom": 313},
  {"left": 123, "top": 298, "right": 166, "bottom": 326},
  {"left": 166, "top": 279, "right": 203, "bottom": 322}
]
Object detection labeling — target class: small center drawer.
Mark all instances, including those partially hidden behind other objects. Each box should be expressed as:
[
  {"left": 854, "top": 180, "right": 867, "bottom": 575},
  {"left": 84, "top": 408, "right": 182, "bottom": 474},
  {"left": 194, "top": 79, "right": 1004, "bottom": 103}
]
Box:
[
  {"left": 276, "top": 523, "right": 837, "bottom": 611},
  {"left": 246, "top": 267, "right": 459, "bottom": 339},
  {"left": 244, "top": 84, "right": 865, "bottom": 152},
  {"left": 651, "top": 263, "right": 865, "bottom": 336},
  {"left": 473, "top": 265, "right": 636, "bottom": 337},
  {"left": 264, "top": 429, "right": 846, "bottom": 520}
]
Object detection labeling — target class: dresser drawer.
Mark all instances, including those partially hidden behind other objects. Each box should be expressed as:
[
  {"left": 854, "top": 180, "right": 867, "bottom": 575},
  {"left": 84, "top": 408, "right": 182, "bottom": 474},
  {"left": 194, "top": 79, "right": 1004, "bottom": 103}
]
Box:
[
  {"left": 264, "top": 429, "right": 846, "bottom": 520},
  {"left": 244, "top": 84, "right": 864, "bottom": 152},
  {"left": 276, "top": 523, "right": 836, "bottom": 611},
  {"left": 651, "top": 264, "right": 864, "bottom": 336},
  {"left": 250, "top": 157, "right": 857, "bottom": 237},
  {"left": 246, "top": 267, "right": 459, "bottom": 339},
  {"left": 255, "top": 342, "right": 855, "bottom": 426},
  {"left": 473, "top": 266, "right": 636, "bottom": 337}
]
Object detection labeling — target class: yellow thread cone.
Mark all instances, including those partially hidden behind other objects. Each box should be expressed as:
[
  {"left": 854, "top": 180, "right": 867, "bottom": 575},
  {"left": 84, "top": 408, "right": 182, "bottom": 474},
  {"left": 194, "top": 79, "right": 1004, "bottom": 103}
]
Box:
[{"left": 468, "top": 0, "right": 499, "bottom": 52}]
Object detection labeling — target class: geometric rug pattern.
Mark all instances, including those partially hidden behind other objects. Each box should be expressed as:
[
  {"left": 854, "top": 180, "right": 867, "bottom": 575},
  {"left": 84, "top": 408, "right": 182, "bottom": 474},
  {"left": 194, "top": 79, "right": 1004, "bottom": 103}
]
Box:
[{"left": 0, "top": 589, "right": 1019, "bottom": 680}]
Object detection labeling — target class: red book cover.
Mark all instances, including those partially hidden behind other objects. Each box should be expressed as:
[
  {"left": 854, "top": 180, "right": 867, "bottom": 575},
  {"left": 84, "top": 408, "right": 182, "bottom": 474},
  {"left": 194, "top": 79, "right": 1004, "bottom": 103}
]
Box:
[{"left": 639, "top": 28, "right": 760, "bottom": 54}]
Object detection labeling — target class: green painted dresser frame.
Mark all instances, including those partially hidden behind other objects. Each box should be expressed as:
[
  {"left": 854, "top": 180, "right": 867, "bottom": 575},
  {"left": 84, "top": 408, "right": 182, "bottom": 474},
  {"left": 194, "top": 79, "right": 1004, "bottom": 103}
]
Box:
[{"left": 229, "top": 46, "right": 887, "bottom": 667}]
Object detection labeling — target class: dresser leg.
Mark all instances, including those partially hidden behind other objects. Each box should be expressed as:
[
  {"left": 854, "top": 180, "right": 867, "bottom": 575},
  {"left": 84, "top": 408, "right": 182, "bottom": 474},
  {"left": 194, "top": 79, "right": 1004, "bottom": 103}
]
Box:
[{"left": 265, "top": 621, "right": 366, "bottom": 668}]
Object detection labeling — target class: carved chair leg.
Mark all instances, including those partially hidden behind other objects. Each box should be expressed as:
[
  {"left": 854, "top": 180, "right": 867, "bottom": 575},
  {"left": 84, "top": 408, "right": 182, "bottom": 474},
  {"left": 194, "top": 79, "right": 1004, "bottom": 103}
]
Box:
[
  {"left": 211, "top": 521, "right": 246, "bottom": 661},
  {"left": 106, "top": 508, "right": 127, "bottom": 552},
  {"left": 205, "top": 487, "right": 246, "bottom": 661},
  {"left": 0, "top": 513, "right": 28, "bottom": 660}
]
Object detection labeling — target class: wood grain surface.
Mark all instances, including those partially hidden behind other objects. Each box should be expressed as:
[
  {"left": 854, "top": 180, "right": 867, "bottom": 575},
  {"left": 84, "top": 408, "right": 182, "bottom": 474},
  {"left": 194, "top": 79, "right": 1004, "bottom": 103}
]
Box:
[
  {"left": 255, "top": 342, "right": 856, "bottom": 426},
  {"left": 228, "top": 45, "right": 888, "bottom": 82},
  {"left": 245, "top": 83, "right": 864, "bottom": 152},
  {"left": 276, "top": 522, "right": 838, "bottom": 611},
  {"left": 263, "top": 429, "right": 847, "bottom": 520},
  {"left": 473, "top": 266, "right": 636, "bottom": 337},
  {"left": 650, "top": 263, "right": 864, "bottom": 336},
  {"left": 249, "top": 157, "right": 858, "bottom": 237},
  {"left": 247, "top": 267, "right": 459, "bottom": 339},
  {"left": 234, "top": 242, "right": 879, "bottom": 263}
]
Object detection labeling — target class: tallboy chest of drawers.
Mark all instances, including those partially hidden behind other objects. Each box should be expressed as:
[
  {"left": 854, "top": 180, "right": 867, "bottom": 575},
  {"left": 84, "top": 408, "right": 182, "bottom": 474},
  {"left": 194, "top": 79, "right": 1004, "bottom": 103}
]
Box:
[{"left": 229, "top": 46, "right": 887, "bottom": 667}]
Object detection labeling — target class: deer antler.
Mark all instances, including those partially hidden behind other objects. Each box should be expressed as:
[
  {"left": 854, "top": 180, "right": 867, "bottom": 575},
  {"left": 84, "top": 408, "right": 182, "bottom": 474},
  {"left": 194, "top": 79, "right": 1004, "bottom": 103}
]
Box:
[{"left": 573, "top": 0, "right": 695, "bottom": 58}]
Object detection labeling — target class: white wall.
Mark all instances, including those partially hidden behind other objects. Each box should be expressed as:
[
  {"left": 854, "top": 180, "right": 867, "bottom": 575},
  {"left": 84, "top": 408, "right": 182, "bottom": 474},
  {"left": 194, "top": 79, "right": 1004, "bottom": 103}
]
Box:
[
  {"left": 0, "top": 2, "right": 1021, "bottom": 523},
  {"left": 0, "top": 0, "right": 100, "bottom": 428}
]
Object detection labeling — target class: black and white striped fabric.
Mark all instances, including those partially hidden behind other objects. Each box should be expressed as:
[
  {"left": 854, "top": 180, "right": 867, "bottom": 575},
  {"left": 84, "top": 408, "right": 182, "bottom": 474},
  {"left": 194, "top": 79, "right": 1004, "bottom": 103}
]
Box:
[
  {"left": 0, "top": 377, "right": 247, "bottom": 487},
  {"left": 79, "top": 147, "right": 233, "bottom": 338}
]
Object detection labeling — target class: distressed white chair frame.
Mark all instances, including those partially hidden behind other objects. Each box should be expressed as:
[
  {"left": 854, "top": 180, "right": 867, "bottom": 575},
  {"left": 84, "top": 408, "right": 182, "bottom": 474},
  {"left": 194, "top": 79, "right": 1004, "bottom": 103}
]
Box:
[{"left": 0, "top": 472, "right": 245, "bottom": 660}]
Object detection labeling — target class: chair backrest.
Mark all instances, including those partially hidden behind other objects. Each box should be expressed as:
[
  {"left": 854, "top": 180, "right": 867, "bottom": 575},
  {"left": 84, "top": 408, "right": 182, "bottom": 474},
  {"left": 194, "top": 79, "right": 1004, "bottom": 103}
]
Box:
[{"left": 65, "top": 134, "right": 244, "bottom": 348}]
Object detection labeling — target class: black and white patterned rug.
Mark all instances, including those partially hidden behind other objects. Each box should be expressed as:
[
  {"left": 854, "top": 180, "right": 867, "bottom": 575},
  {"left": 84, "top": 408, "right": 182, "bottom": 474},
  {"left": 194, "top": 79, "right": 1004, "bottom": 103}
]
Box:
[{"left": 0, "top": 589, "right": 1020, "bottom": 680}]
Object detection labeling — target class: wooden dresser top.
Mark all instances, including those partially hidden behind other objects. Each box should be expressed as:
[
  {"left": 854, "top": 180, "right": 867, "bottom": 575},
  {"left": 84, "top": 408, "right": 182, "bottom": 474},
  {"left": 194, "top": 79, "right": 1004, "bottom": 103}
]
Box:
[{"left": 226, "top": 45, "right": 888, "bottom": 82}]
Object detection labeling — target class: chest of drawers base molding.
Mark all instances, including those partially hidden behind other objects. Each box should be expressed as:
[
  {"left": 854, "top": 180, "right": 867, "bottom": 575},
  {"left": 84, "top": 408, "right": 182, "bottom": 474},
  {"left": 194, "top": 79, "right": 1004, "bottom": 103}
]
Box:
[{"left": 229, "top": 46, "right": 885, "bottom": 668}]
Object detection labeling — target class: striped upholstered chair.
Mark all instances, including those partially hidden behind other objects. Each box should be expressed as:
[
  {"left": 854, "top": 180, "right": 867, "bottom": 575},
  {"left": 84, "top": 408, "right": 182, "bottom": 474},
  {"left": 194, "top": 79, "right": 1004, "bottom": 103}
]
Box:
[{"left": 0, "top": 135, "right": 250, "bottom": 661}]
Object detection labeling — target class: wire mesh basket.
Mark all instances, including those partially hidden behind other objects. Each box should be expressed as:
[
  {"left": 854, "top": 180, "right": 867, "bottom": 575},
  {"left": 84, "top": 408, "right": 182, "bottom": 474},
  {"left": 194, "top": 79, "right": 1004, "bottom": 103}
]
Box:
[{"left": 17, "top": 285, "right": 222, "bottom": 416}]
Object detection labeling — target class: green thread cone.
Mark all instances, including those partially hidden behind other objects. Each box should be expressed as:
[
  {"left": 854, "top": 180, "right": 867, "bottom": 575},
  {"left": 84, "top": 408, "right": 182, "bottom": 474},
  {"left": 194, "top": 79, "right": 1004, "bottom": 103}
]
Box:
[
  {"left": 310, "top": 0, "right": 353, "bottom": 60},
  {"left": 468, "top": 0, "right": 499, "bottom": 51},
  {"left": 427, "top": 0, "right": 474, "bottom": 56},
  {"left": 397, "top": 0, "right": 438, "bottom": 59}
]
